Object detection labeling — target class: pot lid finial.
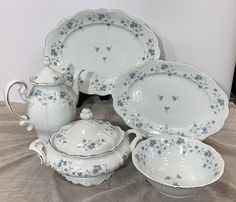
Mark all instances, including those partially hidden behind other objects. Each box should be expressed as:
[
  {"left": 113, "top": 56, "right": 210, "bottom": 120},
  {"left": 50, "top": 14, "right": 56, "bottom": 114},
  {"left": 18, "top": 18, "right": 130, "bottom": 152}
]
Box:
[{"left": 80, "top": 108, "right": 93, "bottom": 120}]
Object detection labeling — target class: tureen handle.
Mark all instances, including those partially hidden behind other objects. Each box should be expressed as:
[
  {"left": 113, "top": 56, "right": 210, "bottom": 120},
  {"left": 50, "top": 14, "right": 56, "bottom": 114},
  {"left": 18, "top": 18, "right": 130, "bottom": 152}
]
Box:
[
  {"left": 4, "top": 80, "right": 34, "bottom": 131},
  {"left": 126, "top": 129, "right": 145, "bottom": 152},
  {"left": 29, "top": 139, "right": 47, "bottom": 164}
]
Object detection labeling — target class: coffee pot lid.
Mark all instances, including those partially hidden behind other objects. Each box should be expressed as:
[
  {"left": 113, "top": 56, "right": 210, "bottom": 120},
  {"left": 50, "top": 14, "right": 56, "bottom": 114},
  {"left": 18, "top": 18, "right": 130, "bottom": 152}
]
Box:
[{"left": 30, "top": 57, "right": 64, "bottom": 85}]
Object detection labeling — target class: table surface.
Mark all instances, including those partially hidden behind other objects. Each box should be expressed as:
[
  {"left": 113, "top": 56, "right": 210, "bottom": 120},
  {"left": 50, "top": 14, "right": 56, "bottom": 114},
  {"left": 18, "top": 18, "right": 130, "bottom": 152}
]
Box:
[{"left": 0, "top": 97, "right": 236, "bottom": 202}]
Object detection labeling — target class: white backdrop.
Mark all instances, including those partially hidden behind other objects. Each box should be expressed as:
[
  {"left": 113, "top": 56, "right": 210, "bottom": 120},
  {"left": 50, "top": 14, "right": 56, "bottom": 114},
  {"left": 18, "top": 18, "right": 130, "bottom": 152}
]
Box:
[{"left": 0, "top": 0, "right": 236, "bottom": 102}]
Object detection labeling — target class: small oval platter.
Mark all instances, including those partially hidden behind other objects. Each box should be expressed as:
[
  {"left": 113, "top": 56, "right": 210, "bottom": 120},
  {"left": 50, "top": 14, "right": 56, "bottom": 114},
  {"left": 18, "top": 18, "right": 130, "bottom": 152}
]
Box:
[
  {"left": 112, "top": 60, "right": 229, "bottom": 140},
  {"left": 44, "top": 8, "right": 160, "bottom": 95}
]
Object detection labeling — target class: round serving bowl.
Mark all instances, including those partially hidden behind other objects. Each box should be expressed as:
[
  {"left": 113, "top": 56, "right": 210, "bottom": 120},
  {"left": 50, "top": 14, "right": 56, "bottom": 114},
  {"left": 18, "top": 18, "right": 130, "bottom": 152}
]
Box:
[{"left": 132, "top": 134, "right": 224, "bottom": 198}]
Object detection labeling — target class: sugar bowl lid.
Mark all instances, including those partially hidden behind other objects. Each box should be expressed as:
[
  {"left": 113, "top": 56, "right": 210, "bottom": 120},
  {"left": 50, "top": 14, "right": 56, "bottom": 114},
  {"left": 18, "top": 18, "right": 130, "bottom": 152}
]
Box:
[{"left": 50, "top": 108, "right": 125, "bottom": 157}]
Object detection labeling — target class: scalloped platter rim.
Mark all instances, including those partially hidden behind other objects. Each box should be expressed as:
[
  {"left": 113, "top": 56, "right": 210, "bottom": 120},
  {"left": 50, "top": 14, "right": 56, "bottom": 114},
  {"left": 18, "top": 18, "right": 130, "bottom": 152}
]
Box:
[
  {"left": 44, "top": 8, "right": 160, "bottom": 95},
  {"left": 112, "top": 60, "right": 229, "bottom": 140}
]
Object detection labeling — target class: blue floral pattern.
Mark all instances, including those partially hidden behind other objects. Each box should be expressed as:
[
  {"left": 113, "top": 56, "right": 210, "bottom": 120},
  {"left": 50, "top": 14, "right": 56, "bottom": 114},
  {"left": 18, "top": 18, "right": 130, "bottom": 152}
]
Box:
[
  {"left": 90, "top": 78, "right": 115, "bottom": 93},
  {"left": 113, "top": 61, "right": 228, "bottom": 140},
  {"left": 44, "top": 9, "right": 159, "bottom": 95},
  {"left": 102, "top": 122, "right": 121, "bottom": 136},
  {"left": 133, "top": 137, "right": 222, "bottom": 186},
  {"left": 55, "top": 127, "right": 69, "bottom": 144},
  {"left": 93, "top": 45, "right": 113, "bottom": 62},
  {"left": 48, "top": 160, "right": 112, "bottom": 177},
  {"left": 33, "top": 89, "right": 73, "bottom": 106},
  {"left": 77, "top": 138, "right": 106, "bottom": 151}
]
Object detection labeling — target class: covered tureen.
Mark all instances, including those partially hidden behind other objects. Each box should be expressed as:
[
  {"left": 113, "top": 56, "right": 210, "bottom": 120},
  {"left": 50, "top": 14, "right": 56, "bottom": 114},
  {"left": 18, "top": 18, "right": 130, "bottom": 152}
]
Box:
[{"left": 29, "top": 108, "right": 142, "bottom": 186}]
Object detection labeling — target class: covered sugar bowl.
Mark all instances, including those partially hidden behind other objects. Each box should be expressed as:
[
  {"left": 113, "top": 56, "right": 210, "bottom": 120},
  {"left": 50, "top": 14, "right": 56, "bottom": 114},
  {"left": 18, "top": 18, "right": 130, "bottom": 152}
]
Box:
[{"left": 29, "top": 108, "right": 142, "bottom": 186}]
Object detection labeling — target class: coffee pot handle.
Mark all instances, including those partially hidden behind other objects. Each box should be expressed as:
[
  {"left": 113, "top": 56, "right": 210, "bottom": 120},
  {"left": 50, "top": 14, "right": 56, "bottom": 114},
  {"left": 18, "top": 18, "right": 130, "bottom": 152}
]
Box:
[{"left": 4, "top": 79, "right": 34, "bottom": 131}]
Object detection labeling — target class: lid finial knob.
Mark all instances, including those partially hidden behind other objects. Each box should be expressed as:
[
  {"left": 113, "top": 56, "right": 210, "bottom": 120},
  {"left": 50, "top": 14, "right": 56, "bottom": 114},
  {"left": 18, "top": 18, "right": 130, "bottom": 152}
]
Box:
[
  {"left": 43, "top": 56, "right": 51, "bottom": 67},
  {"left": 80, "top": 108, "right": 93, "bottom": 120}
]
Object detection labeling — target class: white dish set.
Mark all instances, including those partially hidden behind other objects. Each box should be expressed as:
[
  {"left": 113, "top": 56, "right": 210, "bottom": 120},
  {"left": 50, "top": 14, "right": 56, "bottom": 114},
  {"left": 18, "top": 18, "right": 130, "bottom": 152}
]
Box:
[{"left": 4, "top": 9, "right": 228, "bottom": 198}]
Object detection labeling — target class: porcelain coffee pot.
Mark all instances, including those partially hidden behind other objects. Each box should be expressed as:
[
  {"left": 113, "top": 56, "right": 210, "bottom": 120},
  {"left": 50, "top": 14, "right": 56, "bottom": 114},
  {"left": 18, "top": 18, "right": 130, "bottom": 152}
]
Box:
[{"left": 4, "top": 59, "right": 81, "bottom": 141}]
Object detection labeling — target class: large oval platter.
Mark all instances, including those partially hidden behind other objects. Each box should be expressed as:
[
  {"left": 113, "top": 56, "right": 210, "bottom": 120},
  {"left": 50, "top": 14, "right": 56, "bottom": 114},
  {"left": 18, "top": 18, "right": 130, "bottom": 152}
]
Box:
[
  {"left": 44, "top": 9, "right": 160, "bottom": 95},
  {"left": 112, "top": 60, "right": 229, "bottom": 140}
]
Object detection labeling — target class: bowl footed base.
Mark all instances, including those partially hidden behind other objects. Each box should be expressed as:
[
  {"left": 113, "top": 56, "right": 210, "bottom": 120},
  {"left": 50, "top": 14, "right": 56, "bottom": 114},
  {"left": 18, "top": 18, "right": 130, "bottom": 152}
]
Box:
[{"left": 63, "top": 172, "right": 114, "bottom": 186}]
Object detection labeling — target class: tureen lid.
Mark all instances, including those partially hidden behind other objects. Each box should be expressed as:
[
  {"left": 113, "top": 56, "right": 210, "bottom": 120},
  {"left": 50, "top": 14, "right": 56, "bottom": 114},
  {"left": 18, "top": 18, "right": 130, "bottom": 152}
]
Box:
[
  {"left": 51, "top": 108, "right": 124, "bottom": 157},
  {"left": 30, "top": 57, "right": 64, "bottom": 85}
]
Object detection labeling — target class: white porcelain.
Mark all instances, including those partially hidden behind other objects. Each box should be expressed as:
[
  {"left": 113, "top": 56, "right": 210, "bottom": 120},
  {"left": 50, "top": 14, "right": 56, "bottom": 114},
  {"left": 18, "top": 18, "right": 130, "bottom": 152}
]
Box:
[
  {"left": 112, "top": 60, "right": 229, "bottom": 140},
  {"left": 131, "top": 134, "right": 224, "bottom": 198},
  {"left": 44, "top": 8, "right": 160, "bottom": 95},
  {"left": 29, "top": 108, "right": 142, "bottom": 186},
  {"left": 4, "top": 59, "right": 81, "bottom": 141}
]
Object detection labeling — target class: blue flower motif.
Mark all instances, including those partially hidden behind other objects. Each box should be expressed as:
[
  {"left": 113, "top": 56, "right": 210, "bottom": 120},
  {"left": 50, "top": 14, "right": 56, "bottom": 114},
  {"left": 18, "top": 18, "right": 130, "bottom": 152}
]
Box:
[
  {"left": 172, "top": 96, "right": 179, "bottom": 101},
  {"left": 217, "top": 98, "right": 224, "bottom": 106},
  {"left": 164, "top": 106, "right": 170, "bottom": 113},
  {"left": 148, "top": 48, "right": 155, "bottom": 56},
  {"left": 97, "top": 14, "right": 105, "bottom": 20},
  {"left": 161, "top": 64, "right": 169, "bottom": 70},
  {"left": 157, "top": 95, "right": 164, "bottom": 101},
  {"left": 100, "top": 84, "right": 107, "bottom": 91},
  {"left": 59, "top": 91, "right": 66, "bottom": 98},
  {"left": 61, "top": 160, "right": 67, "bottom": 166},
  {"left": 66, "top": 21, "right": 73, "bottom": 29},
  {"left": 194, "top": 74, "right": 203, "bottom": 80},
  {"left": 176, "top": 138, "right": 185, "bottom": 145},
  {"left": 92, "top": 165, "right": 103, "bottom": 174},
  {"left": 165, "top": 176, "right": 171, "bottom": 180},
  {"left": 57, "top": 162, "right": 62, "bottom": 168},
  {"left": 135, "top": 153, "right": 140, "bottom": 161},
  {"left": 176, "top": 174, "right": 182, "bottom": 179},
  {"left": 204, "top": 150, "right": 212, "bottom": 157},
  {"left": 149, "top": 139, "right": 157, "bottom": 147},
  {"left": 88, "top": 142, "right": 96, "bottom": 149},
  {"left": 202, "top": 127, "right": 208, "bottom": 134},
  {"left": 129, "top": 72, "right": 136, "bottom": 79},
  {"left": 117, "top": 100, "right": 124, "bottom": 107},
  {"left": 214, "top": 171, "right": 219, "bottom": 176},
  {"left": 34, "top": 89, "right": 42, "bottom": 96},
  {"left": 51, "top": 49, "right": 58, "bottom": 56},
  {"left": 136, "top": 122, "right": 143, "bottom": 128},
  {"left": 130, "top": 21, "right": 138, "bottom": 28}
]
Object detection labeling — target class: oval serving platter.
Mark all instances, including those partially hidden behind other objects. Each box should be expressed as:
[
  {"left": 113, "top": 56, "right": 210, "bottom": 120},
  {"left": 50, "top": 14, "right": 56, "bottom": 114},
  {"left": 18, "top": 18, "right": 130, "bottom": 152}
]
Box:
[
  {"left": 112, "top": 60, "right": 229, "bottom": 140},
  {"left": 44, "top": 9, "right": 160, "bottom": 95}
]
